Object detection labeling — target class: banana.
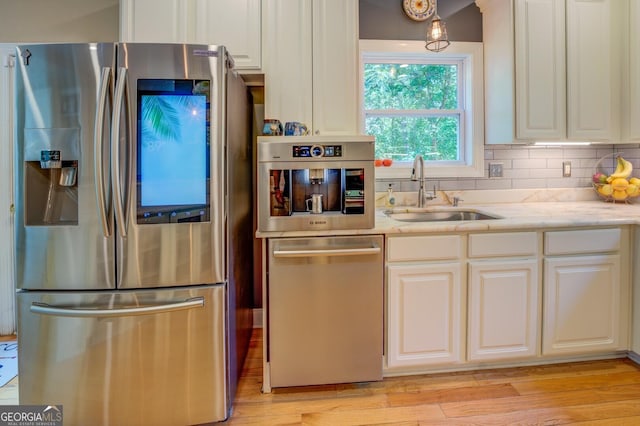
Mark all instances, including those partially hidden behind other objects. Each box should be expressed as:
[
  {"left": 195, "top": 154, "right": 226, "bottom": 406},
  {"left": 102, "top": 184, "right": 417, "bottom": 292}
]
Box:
[
  {"left": 607, "top": 156, "right": 633, "bottom": 182},
  {"left": 614, "top": 157, "right": 625, "bottom": 175}
]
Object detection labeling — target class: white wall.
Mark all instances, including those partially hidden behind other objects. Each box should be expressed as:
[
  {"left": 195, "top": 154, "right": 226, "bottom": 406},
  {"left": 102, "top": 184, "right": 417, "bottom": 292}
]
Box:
[
  {"left": 0, "top": 46, "right": 15, "bottom": 334},
  {"left": 0, "top": 0, "right": 119, "bottom": 43}
]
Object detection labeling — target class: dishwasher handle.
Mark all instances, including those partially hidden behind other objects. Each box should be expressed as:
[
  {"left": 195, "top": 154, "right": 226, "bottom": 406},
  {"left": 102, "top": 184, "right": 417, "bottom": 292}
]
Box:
[{"left": 273, "top": 245, "right": 381, "bottom": 258}]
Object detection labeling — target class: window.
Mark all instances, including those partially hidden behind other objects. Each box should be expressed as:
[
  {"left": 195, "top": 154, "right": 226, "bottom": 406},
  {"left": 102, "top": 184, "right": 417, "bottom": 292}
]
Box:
[{"left": 360, "top": 40, "right": 484, "bottom": 179}]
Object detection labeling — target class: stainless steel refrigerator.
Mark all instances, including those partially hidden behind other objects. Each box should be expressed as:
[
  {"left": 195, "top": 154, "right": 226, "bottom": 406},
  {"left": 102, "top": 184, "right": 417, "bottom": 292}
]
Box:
[{"left": 13, "top": 43, "right": 253, "bottom": 425}]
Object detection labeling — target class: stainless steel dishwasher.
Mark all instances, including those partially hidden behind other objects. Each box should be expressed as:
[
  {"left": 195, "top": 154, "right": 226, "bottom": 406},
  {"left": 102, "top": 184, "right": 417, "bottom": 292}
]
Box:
[{"left": 268, "top": 235, "right": 384, "bottom": 388}]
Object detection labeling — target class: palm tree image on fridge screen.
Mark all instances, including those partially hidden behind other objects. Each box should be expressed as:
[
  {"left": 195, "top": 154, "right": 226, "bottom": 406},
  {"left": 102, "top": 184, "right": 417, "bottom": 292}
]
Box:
[{"left": 138, "top": 80, "right": 210, "bottom": 211}]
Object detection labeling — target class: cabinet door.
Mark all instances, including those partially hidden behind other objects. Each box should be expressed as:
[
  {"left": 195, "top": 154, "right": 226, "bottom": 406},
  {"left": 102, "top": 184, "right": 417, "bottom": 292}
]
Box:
[
  {"left": 625, "top": 0, "right": 640, "bottom": 141},
  {"left": 192, "top": 0, "right": 261, "bottom": 69},
  {"left": 311, "top": 0, "right": 359, "bottom": 135},
  {"left": 262, "top": 0, "right": 313, "bottom": 126},
  {"left": 543, "top": 255, "right": 621, "bottom": 355},
  {"left": 514, "top": 0, "right": 566, "bottom": 140},
  {"left": 387, "top": 263, "right": 463, "bottom": 368},
  {"left": 468, "top": 259, "right": 539, "bottom": 361},
  {"left": 566, "top": 0, "right": 623, "bottom": 141},
  {"left": 477, "top": 0, "right": 517, "bottom": 144},
  {"left": 120, "top": 0, "right": 188, "bottom": 42}
]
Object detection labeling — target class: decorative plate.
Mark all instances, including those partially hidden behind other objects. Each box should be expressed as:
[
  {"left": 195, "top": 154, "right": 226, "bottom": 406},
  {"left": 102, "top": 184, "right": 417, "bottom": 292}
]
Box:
[{"left": 402, "top": 0, "right": 435, "bottom": 22}]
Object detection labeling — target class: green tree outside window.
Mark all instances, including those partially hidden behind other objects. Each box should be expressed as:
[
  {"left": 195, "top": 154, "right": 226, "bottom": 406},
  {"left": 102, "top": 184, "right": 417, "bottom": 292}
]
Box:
[{"left": 363, "top": 62, "right": 461, "bottom": 162}]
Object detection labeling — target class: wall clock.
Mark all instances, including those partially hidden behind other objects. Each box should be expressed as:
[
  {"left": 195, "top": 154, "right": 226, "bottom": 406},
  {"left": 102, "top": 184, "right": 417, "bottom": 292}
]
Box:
[{"left": 402, "top": 0, "right": 435, "bottom": 22}]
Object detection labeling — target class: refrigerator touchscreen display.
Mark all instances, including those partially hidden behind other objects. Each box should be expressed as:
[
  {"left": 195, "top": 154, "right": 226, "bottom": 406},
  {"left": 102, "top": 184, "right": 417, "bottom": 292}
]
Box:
[{"left": 136, "top": 79, "right": 210, "bottom": 224}]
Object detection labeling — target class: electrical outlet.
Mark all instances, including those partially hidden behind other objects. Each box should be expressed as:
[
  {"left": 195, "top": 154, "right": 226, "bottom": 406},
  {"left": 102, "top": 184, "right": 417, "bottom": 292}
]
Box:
[
  {"left": 489, "top": 163, "right": 503, "bottom": 178},
  {"left": 563, "top": 161, "right": 571, "bottom": 177}
]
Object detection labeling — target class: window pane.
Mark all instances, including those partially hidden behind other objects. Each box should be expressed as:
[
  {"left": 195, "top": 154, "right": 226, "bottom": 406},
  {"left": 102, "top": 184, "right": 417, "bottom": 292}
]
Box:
[
  {"left": 366, "top": 116, "right": 459, "bottom": 161},
  {"left": 364, "top": 63, "right": 458, "bottom": 110}
]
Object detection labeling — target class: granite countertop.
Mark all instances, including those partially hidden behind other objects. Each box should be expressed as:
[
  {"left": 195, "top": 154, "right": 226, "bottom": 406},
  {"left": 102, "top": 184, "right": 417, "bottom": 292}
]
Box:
[{"left": 256, "top": 189, "right": 640, "bottom": 238}]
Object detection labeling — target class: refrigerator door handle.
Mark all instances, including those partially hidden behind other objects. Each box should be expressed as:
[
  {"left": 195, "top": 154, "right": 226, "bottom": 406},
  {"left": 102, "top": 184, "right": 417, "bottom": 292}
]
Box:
[
  {"left": 94, "top": 67, "right": 112, "bottom": 237},
  {"left": 29, "top": 297, "right": 205, "bottom": 318},
  {"left": 111, "top": 66, "right": 129, "bottom": 238}
]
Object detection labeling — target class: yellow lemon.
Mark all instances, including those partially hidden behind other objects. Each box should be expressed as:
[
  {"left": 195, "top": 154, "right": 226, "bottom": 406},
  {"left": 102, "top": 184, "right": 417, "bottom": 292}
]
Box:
[
  {"left": 612, "top": 190, "right": 628, "bottom": 201},
  {"left": 598, "top": 184, "right": 613, "bottom": 196},
  {"left": 611, "top": 177, "right": 629, "bottom": 191},
  {"left": 630, "top": 177, "right": 640, "bottom": 186},
  {"left": 627, "top": 184, "right": 640, "bottom": 197}
]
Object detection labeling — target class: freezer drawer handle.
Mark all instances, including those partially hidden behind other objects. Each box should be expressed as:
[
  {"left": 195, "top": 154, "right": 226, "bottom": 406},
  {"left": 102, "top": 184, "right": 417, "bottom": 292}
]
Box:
[
  {"left": 273, "top": 246, "right": 381, "bottom": 258},
  {"left": 29, "top": 297, "right": 204, "bottom": 318}
]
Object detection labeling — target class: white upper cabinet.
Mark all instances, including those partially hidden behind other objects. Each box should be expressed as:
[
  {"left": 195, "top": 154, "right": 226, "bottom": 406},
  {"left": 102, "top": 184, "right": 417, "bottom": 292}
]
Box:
[
  {"left": 120, "top": 0, "right": 262, "bottom": 70},
  {"left": 191, "top": 0, "right": 261, "bottom": 69},
  {"left": 263, "top": 0, "right": 359, "bottom": 134},
  {"left": 311, "top": 0, "right": 359, "bottom": 135},
  {"left": 564, "top": 0, "right": 623, "bottom": 141},
  {"left": 476, "top": 0, "right": 516, "bottom": 145},
  {"left": 514, "top": 0, "right": 566, "bottom": 141},
  {"left": 478, "top": 0, "right": 628, "bottom": 144},
  {"left": 625, "top": 0, "right": 640, "bottom": 141},
  {"left": 262, "top": 0, "right": 313, "bottom": 127},
  {"left": 120, "top": 0, "right": 188, "bottom": 43}
]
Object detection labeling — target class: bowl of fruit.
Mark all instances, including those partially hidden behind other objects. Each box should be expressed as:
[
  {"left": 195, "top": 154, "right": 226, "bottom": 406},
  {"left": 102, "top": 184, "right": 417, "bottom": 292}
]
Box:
[{"left": 592, "top": 154, "right": 640, "bottom": 203}]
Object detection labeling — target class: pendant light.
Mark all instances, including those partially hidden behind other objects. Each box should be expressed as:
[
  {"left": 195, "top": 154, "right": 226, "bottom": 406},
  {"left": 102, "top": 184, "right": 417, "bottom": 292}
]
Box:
[{"left": 425, "top": 0, "right": 450, "bottom": 52}]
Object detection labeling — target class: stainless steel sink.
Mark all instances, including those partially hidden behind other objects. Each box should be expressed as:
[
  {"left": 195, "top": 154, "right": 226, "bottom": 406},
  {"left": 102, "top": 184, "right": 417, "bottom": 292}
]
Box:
[{"left": 385, "top": 208, "right": 502, "bottom": 222}]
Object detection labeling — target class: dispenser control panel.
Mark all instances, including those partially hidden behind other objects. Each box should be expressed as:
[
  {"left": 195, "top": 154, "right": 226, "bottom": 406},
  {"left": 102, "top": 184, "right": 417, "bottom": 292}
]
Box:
[{"left": 292, "top": 145, "right": 342, "bottom": 158}]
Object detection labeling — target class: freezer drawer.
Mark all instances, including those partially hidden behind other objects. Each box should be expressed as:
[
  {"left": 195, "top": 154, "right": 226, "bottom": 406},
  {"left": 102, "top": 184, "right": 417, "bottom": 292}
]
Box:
[
  {"left": 17, "top": 285, "right": 227, "bottom": 425},
  {"left": 268, "top": 235, "right": 384, "bottom": 387}
]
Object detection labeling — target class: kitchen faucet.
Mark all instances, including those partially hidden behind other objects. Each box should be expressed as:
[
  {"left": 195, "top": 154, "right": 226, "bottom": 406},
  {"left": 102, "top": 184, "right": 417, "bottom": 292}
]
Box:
[{"left": 410, "top": 154, "right": 436, "bottom": 207}]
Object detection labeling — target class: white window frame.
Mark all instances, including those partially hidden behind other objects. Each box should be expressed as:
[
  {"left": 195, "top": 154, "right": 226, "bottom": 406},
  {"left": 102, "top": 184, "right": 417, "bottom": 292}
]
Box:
[{"left": 359, "top": 40, "right": 485, "bottom": 179}]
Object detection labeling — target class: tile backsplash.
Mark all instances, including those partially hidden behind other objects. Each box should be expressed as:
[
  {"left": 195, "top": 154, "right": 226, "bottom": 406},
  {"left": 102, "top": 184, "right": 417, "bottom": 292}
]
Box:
[{"left": 375, "top": 144, "right": 640, "bottom": 192}]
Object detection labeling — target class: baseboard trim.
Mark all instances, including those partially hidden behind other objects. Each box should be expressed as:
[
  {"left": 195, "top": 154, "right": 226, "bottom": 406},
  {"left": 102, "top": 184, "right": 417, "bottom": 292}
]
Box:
[
  {"left": 628, "top": 351, "right": 640, "bottom": 365},
  {"left": 253, "top": 308, "right": 263, "bottom": 328}
]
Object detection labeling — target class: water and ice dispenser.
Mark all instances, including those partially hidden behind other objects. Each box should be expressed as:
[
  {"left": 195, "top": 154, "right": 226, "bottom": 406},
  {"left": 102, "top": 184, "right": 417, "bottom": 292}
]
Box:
[{"left": 23, "top": 128, "right": 79, "bottom": 225}]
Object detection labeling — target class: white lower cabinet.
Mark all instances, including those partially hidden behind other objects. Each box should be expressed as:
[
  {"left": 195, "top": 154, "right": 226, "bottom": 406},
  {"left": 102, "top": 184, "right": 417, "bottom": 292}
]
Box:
[
  {"left": 543, "top": 254, "right": 622, "bottom": 355},
  {"left": 468, "top": 259, "right": 539, "bottom": 361},
  {"left": 387, "top": 263, "right": 464, "bottom": 368},
  {"left": 386, "top": 235, "right": 464, "bottom": 369},
  {"left": 543, "top": 228, "right": 629, "bottom": 356},
  {"left": 467, "top": 232, "right": 539, "bottom": 362},
  {"left": 385, "top": 227, "right": 630, "bottom": 374}
]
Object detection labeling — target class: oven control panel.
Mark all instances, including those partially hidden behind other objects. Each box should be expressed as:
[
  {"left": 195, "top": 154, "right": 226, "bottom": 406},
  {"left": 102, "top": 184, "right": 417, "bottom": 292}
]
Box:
[{"left": 292, "top": 145, "right": 343, "bottom": 158}]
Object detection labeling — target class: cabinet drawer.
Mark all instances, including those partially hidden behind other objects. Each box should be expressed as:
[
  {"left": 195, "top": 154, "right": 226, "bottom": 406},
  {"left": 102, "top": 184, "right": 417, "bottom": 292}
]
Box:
[
  {"left": 544, "top": 228, "right": 621, "bottom": 255},
  {"left": 387, "top": 235, "right": 461, "bottom": 262},
  {"left": 468, "top": 232, "right": 537, "bottom": 258}
]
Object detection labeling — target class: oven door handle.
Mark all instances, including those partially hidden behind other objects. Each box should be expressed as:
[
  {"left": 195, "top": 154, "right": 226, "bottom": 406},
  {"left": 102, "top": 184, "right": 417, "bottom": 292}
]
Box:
[{"left": 273, "top": 246, "right": 381, "bottom": 258}]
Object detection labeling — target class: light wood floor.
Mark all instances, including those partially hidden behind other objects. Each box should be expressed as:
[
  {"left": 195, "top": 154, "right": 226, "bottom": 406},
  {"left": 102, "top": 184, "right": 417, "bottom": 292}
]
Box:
[
  {"left": 3, "top": 331, "right": 640, "bottom": 424},
  {"left": 230, "top": 329, "right": 640, "bottom": 425},
  {"left": 0, "top": 334, "right": 18, "bottom": 406}
]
